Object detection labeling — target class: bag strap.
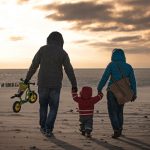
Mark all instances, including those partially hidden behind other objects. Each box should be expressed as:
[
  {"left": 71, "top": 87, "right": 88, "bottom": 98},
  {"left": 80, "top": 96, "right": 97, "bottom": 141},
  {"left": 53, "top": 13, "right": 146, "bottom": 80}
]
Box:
[
  {"left": 110, "top": 64, "right": 130, "bottom": 97},
  {"left": 115, "top": 62, "right": 126, "bottom": 78},
  {"left": 111, "top": 62, "right": 131, "bottom": 87},
  {"left": 110, "top": 62, "right": 123, "bottom": 82}
]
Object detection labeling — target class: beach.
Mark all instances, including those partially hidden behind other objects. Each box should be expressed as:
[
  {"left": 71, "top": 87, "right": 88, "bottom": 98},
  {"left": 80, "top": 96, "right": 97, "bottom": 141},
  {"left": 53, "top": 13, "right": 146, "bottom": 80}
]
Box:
[{"left": 0, "top": 85, "right": 150, "bottom": 150}]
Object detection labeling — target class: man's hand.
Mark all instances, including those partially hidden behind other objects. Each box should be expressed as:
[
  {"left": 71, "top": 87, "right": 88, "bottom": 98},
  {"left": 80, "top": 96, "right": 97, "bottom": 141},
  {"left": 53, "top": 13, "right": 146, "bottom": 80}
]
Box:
[
  {"left": 24, "top": 79, "right": 29, "bottom": 85},
  {"left": 72, "top": 87, "right": 78, "bottom": 93}
]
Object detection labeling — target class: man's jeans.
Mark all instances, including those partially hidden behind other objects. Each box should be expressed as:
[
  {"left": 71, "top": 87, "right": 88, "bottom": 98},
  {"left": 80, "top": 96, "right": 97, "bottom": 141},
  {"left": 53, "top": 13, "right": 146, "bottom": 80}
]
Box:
[
  {"left": 107, "top": 91, "right": 124, "bottom": 131},
  {"left": 38, "top": 87, "right": 61, "bottom": 132}
]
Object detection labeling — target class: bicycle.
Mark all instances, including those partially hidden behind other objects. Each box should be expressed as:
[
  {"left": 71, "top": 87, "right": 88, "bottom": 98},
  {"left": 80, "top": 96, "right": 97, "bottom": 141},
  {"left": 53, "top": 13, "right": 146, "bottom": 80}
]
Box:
[{"left": 11, "top": 79, "right": 38, "bottom": 113}]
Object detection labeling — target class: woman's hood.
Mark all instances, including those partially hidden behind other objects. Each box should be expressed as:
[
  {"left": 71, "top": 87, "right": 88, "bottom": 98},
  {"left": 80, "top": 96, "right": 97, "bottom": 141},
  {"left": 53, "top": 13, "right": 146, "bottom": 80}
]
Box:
[{"left": 111, "top": 48, "right": 126, "bottom": 62}]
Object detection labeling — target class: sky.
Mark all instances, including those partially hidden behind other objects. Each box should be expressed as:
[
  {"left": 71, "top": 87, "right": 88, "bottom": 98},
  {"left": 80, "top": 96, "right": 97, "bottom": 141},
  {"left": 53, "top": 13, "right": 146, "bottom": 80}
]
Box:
[{"left": 0, "top": 0, "right": 150, "bottom": 69}]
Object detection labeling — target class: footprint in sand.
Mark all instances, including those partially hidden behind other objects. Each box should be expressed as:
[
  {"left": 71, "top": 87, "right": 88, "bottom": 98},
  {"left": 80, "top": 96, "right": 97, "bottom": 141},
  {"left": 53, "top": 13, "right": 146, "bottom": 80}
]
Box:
[
  {"left": 12, "top": 129, "right": 22, "bottom": 133},
  {"left": 30, "top": 146, "right": 40, "bottom": 150}
]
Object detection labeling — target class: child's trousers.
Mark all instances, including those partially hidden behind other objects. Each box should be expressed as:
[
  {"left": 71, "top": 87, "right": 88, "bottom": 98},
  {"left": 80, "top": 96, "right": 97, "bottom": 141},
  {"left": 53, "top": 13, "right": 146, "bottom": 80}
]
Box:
[{"left": 79, "top": 115, "right": 93, "bottom": 132}]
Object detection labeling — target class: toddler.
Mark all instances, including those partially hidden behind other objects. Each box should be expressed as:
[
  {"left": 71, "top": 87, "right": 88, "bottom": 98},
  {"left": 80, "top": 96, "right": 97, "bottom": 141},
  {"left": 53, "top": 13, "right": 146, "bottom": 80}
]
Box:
[{"left": 72, "top": 86, "right": 103, "bottom": 138}]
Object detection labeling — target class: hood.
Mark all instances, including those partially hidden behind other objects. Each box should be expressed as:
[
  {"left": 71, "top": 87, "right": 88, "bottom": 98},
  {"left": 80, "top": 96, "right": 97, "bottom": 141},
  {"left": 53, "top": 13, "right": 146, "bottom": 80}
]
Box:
[
  {"left": 47, "top": 31, "right": 64, "bottom": 48},
  {"left": 111, "top": 48, "right": 126, "bottom": 62},
  {"left": 80, "top": 86, "right": 92, "bottom": 99}
]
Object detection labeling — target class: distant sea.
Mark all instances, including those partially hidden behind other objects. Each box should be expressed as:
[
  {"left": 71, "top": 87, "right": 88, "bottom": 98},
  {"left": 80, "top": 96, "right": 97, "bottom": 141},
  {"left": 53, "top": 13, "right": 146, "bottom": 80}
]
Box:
[{"left": 0, "top": 69, "right": 150, "bottom": 88}]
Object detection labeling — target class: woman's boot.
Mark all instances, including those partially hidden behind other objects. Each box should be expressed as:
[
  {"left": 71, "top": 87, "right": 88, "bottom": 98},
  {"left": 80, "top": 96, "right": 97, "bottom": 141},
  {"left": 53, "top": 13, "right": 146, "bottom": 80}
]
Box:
[{"left": 112, "top": 130, "right": 120, "bottom": 138}]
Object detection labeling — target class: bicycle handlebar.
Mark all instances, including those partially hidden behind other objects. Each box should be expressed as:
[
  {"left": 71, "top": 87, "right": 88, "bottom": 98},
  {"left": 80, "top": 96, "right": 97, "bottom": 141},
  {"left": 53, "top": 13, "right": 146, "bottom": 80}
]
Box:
[
  {"left": 29, "top": 82, "right": 35, "bottom": 85},
  {"left": 20, "top": 78, "right": 35, "bottom": 85},
  {"left": 11, "top": 94, "right": 20, "bottom": 99},
  {"left": 10, "top": 79, "right": 35, "bottom": 99}
]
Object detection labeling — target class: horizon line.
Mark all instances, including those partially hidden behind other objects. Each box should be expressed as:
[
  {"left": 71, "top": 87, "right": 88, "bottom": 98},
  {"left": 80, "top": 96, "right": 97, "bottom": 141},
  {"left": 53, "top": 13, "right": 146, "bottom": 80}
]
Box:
[{"left": 0, "top": 67, "right": 150, "bottom": 70}]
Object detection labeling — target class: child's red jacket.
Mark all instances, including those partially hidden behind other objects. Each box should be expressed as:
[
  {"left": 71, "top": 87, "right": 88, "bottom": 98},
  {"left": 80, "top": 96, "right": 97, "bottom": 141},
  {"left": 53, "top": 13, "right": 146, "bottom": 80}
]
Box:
[{"left": 72, "top": 86, "right": 103, "bottom": 116}]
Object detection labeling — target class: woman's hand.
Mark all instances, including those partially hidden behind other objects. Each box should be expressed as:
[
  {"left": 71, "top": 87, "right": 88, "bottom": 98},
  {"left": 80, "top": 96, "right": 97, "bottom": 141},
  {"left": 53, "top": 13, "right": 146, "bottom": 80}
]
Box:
[{"left": 131, "top": 94, "right": 137, "bottom": 102}]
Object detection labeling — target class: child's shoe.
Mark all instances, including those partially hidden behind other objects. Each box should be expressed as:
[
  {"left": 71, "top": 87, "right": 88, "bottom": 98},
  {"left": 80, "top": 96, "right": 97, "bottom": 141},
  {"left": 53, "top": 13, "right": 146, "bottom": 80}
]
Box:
[
  {"left": 40, "top": 128, "right": 46, "bottom": 135},
  {"left": 46, "top": 132, "right": 54, "bottom": 138},
  {"left": 86, "top": 133, "right": 92, "bottom": 138},
  {"left": 45, "top": 129, "right": 54, "bottom": 138},
  {"left": 85, "top": 129, "right": 92, "bottom": 138},
  {"left": 79, "top": 128, "right": 85, "bottom": 136},
  {"left": 81, "top": 131, "right": 85, "bottom": 136}
]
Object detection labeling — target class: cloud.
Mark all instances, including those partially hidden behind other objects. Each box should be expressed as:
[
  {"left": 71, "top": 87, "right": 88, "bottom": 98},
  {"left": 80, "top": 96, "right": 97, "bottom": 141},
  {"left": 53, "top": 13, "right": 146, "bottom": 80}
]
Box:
[
  {"left": 17, "top": 0, "right": 30, "bottom": 4},
  {"left": 74, "top": 40, "right": 89, "bottom": 44},
  {"left": 89, "top": 40, "right": 150, "bottom": 54},
  {"left": 34, "top": 1, "right": 150, "bottom": 55},
  {"left": 125, "top": 47, "right": 150, "bottom": 54},
  {"left": 113, "top": 0, "right": 150, "bottom": 31},
  {"left": 35, "top": 1, "right": 150, "bottom": 32},
  {"left": 35, "top": 2, "right": 114, "bottom": 22},
  {"left": 120, "top": 0, "right": 150, "bottom": 7},
  {"left": 0, "top": 27, "right": 4, "bottom": 30},
  {"left": 9, "top": 36, "right": 24, "bottom": 41},
  {"left": 115, "top": 10, "right": 150, "bottom": 31},
  {"left": 110, "top": 35, "right": 142, "bottom": 42}
]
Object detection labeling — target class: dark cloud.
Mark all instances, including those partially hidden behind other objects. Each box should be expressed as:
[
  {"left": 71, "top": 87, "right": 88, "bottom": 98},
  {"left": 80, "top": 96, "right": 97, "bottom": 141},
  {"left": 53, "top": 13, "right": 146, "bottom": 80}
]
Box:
[
  {"left": 90, "top": 26, "right": 119, "bottom": 32},
  {"left": 36, "top": 2, "right": 113, "bottom": 22},
  {"left": 125, "top": 47, "right": 150, "bottom": 54},
  {"left": 115, "top": 10, "right": 150, "bottom": 30},
  {"left": 89, "top": 41, "right": 122, "bottom": 49},
  {"left": 110, "top": 35, "right": 142, "bottom": 42},
  {"left": 78, "top": 24, "right": 144, "bottom": 32},
  {"left": 35, "top": 1, "right": 150, "bottom": 32},
  {"left": 121, "top": 0, "right": 150, "bottom": 7},
  {"left": 34, "top": 1, "right": 150, "bottom": 55},
  {"left": 89, "top": 33, "right": 150, "bottom": 54},
  {"left": 74, "top": 40, "right": 89, "bottom": 44},
  {"left": 9, "top": 36, "right": 24, "bottom": 41},
  {"left": 114, "top": 0, "right": 150, "bottom": 31},
  {"left": 89, "top": 41, "right": 150, "bottom": 54}
]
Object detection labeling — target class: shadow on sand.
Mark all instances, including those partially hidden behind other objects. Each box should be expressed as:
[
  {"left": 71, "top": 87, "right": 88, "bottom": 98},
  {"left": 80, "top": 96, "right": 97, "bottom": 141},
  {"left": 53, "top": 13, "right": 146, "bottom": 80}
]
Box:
[
  {"left": 118, "top": 136, "right": 150, "bottom": 150},
  {"left": 47, "top": 136, "right": 124, "bottom": 150},
  {"left": 48, "top": 137, "right": 83, "bottom": 150},
  {"left": 91, "top": 138, "right": 124, "bottom": 150}
]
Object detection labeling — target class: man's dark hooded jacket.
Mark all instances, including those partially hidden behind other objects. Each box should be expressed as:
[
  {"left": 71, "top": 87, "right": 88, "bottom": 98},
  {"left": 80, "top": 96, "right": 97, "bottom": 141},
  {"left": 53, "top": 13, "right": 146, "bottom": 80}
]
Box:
[{"left": 25, "top": 32, "right": 77, "bottom": 88}]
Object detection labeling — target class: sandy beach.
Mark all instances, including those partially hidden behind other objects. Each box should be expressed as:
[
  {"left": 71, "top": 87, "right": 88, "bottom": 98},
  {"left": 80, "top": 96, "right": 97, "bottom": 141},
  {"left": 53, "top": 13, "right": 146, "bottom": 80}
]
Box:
[{"left": 0, "top": 86, "right": 150, "bottom": 150}]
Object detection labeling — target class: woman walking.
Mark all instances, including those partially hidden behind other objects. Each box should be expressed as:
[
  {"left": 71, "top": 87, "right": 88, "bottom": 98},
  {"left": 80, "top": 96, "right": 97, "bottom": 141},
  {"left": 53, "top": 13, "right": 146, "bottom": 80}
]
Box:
[{"left": 97, "top": 48, "right": 137, "bottom": 138}]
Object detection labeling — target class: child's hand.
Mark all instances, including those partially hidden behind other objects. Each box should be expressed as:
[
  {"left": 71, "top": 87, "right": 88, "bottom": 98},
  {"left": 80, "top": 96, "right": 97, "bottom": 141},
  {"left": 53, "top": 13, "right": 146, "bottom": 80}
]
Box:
[{"left": 98, "top": 91, "right": 103, "bottom": 99}]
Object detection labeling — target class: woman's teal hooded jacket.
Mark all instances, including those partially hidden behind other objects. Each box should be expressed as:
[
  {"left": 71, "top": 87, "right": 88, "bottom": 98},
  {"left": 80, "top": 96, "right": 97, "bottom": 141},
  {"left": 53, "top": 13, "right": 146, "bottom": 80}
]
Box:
[{"left": 97, "top": 49, "right": 137, "bottom": 95}]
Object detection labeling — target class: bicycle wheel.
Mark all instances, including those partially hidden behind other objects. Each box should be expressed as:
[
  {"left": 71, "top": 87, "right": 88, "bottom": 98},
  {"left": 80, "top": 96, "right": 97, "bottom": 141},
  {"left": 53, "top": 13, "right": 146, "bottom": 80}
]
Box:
[
  {"left": 13, "top": 101, "right": 21, "bottom": 113},
  {"left": 28, "top": 92, "right": 37, "bottom": 103}
]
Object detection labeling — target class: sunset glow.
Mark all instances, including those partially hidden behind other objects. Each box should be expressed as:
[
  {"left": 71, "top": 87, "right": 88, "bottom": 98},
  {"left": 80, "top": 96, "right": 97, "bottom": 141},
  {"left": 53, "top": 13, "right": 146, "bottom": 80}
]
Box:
[{"left": 0, "top": 0, "right": 150, "bottom": 69}]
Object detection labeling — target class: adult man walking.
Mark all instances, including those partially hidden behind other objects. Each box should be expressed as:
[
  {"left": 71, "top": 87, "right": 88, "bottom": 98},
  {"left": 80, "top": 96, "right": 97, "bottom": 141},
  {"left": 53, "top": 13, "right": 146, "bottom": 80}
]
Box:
[{"left": 24, "top": 31, "right": 77, "bottom": 137}]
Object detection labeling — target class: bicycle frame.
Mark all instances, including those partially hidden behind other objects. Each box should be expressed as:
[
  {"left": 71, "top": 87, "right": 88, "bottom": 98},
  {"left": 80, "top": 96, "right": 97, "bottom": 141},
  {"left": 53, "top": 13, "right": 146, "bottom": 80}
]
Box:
[
  {"left": 11, "top": 79, "right": 38, "bottom": 113},
  {"left": 11, "top": 79, "right": 36, "bottom": 102}
]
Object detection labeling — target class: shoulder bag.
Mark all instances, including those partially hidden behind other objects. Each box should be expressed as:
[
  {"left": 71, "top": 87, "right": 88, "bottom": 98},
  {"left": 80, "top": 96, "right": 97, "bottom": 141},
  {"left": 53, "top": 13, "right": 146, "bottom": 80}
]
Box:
[{"left": 109, "top": 63, "right": 134, "bottom": 105}]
